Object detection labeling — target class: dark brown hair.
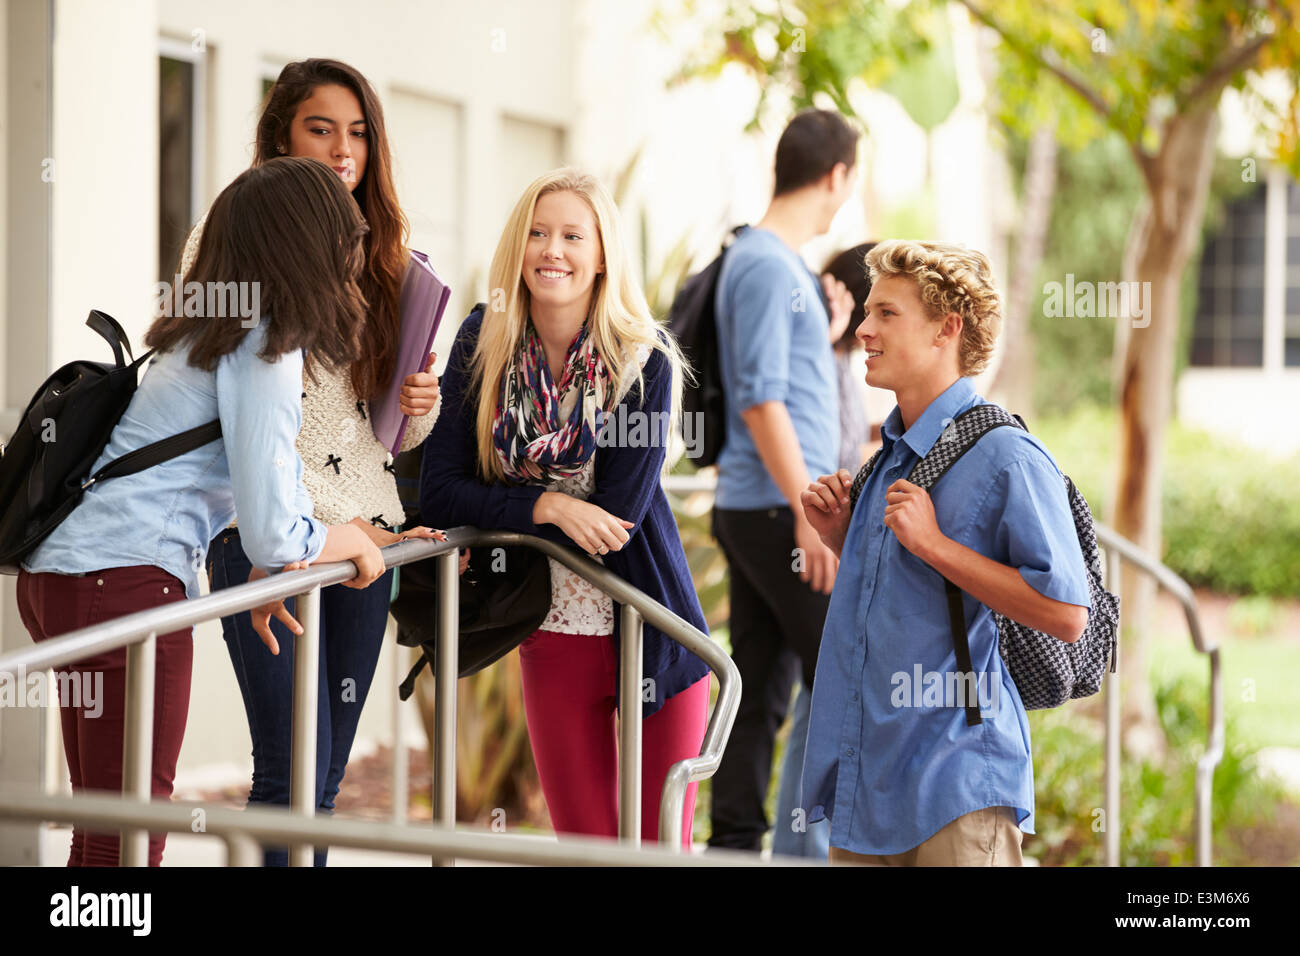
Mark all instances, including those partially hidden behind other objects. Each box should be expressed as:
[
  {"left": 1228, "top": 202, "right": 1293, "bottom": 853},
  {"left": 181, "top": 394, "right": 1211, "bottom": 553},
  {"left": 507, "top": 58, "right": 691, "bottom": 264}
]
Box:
[
  {"left": 145, "top": 157, "right": 369, "bottom": 374},
  {"left": 823, "top": 241, "right": 878, "bottom": 352},
  {"left": 254, "top": 58, "right": 408, "bottom": 400},
  {"left": 774, "top": 109, "right": 860, "bottom": 197}
]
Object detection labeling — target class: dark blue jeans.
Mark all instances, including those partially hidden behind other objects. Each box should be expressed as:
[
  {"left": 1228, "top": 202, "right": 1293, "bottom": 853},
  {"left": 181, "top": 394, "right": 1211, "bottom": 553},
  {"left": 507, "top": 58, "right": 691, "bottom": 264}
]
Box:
[{"left": 207, "top": 529, "right": 393, "bottom": 867}]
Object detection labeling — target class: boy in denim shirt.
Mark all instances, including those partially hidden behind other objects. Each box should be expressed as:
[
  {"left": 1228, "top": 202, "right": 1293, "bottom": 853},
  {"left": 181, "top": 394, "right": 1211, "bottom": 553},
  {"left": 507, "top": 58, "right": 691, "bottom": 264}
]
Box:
[{"left": 799, "top": 241, "right": 1091, "bottom": 865}]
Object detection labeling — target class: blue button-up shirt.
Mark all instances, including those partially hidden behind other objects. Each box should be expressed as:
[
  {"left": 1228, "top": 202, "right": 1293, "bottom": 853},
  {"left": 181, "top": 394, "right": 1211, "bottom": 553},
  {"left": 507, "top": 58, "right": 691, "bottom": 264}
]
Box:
[
  {"left": 714, "top": 227, "right": 839, "bottom": 509},
  {"left": 24, "top": 321, "right": 326, "bottom": 598},
  {"left": 801, "top": 376, "right": 1092, "bottom": 855}
]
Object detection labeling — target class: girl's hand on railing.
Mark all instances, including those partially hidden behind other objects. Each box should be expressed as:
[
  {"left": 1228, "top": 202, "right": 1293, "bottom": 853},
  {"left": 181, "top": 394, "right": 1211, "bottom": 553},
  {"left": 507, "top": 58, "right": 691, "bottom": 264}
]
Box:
[
  {"left": 247, "top": 561, "right": 308, "bottom": 655},
  {"left": 318, "top": 524, "right": 387, "bottom": 590},
  {"left": 342, "top": 533, "right": 386, "bottom": 590},
  {"left": 533, "top": 491, "right": 634, "bottom": 556},
  {"left": 349, "top": 517, "right": 447, "bottom": 549}
]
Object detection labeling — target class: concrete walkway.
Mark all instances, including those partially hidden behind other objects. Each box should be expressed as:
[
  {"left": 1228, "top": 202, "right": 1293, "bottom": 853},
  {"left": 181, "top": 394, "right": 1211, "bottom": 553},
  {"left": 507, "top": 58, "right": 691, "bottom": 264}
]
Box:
[{"left": 39, "top": 823, "right": 531, "bottom": 866}]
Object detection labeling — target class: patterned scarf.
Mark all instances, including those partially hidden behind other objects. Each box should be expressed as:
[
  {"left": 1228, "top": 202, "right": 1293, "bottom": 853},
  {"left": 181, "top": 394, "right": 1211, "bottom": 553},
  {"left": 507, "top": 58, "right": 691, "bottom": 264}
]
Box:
[{"left": 492, "top": 319, "right": 611, "bottom": 484}]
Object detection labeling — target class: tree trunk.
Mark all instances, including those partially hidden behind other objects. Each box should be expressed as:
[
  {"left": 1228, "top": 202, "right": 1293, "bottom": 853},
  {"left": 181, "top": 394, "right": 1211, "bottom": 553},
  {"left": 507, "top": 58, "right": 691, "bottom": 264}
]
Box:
[
  {"left": 1111, "top": 104, "right": 1218, "bottom": 760},
  {"left": 992, "top": 125, "right": 1057, "bottom": 416}
]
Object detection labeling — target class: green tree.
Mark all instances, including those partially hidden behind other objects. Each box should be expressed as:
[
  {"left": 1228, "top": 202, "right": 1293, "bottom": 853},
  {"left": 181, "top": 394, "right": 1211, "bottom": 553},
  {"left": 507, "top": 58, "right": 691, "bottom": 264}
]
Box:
[{"left": 673, "top": 0, "right": 1300, "bottom": 755}]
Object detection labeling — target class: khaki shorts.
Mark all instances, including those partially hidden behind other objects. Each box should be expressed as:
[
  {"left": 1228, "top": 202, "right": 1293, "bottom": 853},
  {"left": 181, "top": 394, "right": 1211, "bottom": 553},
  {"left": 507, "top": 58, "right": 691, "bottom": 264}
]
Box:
[{"left": 829, "top": 806, "right": 1024, "bottom": 867}]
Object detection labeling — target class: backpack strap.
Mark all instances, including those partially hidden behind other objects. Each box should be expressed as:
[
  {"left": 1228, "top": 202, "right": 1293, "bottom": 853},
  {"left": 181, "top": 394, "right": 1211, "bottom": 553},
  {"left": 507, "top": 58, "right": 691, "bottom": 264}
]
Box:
[
  {"left": 81, "top": 419, "right": 223, "bottom": 489},
  {"left": 86, "top": 310, "right": 136, "bottom": 368},
  {"left": 906, "top": 403, "right": 1024, "bottom": 492},
  {"left": 847, "top": 447, "right": 883, "bottom": 512},
  {"left": 848, "top": 405, "right": 1031, "bottom": 725},
  {"left": 399, "top": 653, "right": 429, "bottom": 702},
  {"left": 906, "top": 403, "right": 1026, "bottom": 726},
  {"left": 945, "top": 579, "right": 983, "bottom": 726}
]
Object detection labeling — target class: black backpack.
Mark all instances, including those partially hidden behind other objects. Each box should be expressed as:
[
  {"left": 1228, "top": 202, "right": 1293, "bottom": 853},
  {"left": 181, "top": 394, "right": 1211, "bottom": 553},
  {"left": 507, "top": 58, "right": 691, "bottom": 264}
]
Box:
[
  {"left": 848, "top": 402, "right": 1119, "bottom": 724},
  {"left": 666, "top": 226, "right": 746, "bottom": 468},
  {"left": 390, "top": 540, "right": 551, "bottom": 698},
  {"left": 0, "top": 310, "right": 221, "bottom": 571}
]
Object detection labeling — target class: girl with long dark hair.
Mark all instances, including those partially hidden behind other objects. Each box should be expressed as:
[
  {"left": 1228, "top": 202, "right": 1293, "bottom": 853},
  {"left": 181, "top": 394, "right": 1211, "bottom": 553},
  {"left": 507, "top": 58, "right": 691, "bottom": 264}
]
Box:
[
  {"left": 19, "top": 157, "right": 387, "bottom": 866},
  {"left": 197, "top": 59, "right": 446, "bottom": 866}
]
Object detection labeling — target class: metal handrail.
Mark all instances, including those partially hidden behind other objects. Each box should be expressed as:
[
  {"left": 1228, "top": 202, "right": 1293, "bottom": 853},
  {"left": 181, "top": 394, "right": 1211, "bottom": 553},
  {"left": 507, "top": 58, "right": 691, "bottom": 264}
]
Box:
[
  {"left": 663, "top": 474, "right": 1224, "bottom": 867},
  {"left": 0, "top": 790, "right": 813, "bottom": 866},
  {"left": 0, "top": 525, "right": 741, "bottom": 864},
  {"left": 1093, "top": 524, "right": 1223, "bottom": 868}
]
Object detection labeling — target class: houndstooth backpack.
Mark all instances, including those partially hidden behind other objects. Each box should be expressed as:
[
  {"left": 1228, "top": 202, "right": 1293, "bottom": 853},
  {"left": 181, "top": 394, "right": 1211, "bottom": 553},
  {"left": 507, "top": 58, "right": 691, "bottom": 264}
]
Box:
[{"left": 848, "top": 403, "right": 1119, "bottom": 725}]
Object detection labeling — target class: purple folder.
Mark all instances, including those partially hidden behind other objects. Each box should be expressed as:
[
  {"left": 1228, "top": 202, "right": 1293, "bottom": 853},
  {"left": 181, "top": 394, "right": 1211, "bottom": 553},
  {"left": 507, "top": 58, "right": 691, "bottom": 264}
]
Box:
[{"left": 371, "top": 250, "right": 451, "bottom": 457}]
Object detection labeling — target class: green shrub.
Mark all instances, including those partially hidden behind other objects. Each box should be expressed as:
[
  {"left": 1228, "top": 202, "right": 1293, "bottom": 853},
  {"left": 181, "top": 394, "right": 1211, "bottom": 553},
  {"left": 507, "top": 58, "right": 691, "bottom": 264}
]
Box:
[
  {"left": 1028, "top": 674, "right": 1285, "bottom": 865},
  {"left": 1033, "top": 406, "right": 1300, "bottom": 597}
]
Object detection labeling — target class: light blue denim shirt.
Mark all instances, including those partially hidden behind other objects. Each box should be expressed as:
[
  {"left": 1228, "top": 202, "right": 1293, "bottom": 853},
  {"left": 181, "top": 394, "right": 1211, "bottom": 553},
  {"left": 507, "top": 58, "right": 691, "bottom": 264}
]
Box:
[
  {"left": 714, "top": 227, "right": 839, "bottom": 509},
  {"left": 800, "top": 377, "right": 1092, "bottom": 855},
  {"left": 23, "top": 320, "right": 327, "bottom": 599}
]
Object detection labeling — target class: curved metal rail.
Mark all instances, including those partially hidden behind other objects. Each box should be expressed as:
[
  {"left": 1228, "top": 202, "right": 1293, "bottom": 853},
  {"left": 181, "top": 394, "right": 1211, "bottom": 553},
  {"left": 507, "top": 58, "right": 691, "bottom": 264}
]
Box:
[{"left": 0, "top": 526, "right": 740, "bottom": 863}]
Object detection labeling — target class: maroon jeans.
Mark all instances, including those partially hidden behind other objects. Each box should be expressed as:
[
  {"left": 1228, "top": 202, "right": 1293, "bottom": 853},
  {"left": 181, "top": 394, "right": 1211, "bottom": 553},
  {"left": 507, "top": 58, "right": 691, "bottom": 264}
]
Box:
[{"left": 17, "top": 566, "right": 194, "bottom": 866}]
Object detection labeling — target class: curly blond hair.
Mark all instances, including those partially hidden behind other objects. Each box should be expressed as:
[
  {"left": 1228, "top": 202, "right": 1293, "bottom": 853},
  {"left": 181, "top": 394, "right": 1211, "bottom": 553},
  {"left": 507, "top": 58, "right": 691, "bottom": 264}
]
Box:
[{"left": 864, "top": 240, "right": 1002, "bottom": 376}]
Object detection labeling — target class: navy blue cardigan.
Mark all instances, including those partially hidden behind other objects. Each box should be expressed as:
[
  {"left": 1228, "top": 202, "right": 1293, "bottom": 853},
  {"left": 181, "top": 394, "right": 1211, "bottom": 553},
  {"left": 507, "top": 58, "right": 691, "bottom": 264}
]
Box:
[{"left": 418, "top": 309, "right": 711, "bottom": 718}]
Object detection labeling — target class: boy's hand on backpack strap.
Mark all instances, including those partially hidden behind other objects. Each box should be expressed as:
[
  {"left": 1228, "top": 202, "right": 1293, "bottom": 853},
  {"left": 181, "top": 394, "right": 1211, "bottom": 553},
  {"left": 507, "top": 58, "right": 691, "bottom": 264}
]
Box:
[
  {"left": 800, "top": 470, "right": 854, "bottom": 559},
  {"left": 883, "top": 479, "right": 946, "bottom": 563}
]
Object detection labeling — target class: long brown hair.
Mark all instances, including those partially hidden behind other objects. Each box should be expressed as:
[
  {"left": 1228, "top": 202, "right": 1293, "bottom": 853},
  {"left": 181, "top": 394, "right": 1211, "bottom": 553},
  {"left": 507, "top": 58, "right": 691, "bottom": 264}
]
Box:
[
  {"left": 253, "top": 58, "right": 408, "bottom": 400},
  {"left": 146, "top": 157, "right": 369, "bottom": 374}
]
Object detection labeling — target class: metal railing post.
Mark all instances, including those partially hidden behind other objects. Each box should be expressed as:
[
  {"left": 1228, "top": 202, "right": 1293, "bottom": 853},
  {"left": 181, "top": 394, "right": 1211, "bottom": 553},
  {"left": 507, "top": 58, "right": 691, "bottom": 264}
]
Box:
[
  {"left": 432, "top": 548, "right": 459, "bottom": 865},
  {"left": 1103, "top": 547, "right": 1121, "bottom": 867},
  {"left": 119, "top": 631, "right": 156, "bottom": 866},
  {"left": 1196, "top": 648, "right": 1223, "bottom": 867},
  {"left": 619, "top": 605, "right": 643, "bottom": 846},
  {"left": 289, "top": 585, "right": 321, "bottom": 867},
  {"left": 390, "top": 620, "right": 409, "bottom": 825},
  {"left": 225, "top": 831, "right": 261, "bottom": 867}
]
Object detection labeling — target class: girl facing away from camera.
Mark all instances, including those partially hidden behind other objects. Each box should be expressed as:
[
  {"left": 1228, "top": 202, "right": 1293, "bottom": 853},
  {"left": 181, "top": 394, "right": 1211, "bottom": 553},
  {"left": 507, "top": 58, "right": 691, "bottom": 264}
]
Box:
[
  {"left": 418, "top": 168, "right": 712, "bottom": 845},
  {"left": 190, "top": 58, "right": 446, "bottom": 867},
  {"left": 18, "top": 157, "right": 387, "bottom": 866}
]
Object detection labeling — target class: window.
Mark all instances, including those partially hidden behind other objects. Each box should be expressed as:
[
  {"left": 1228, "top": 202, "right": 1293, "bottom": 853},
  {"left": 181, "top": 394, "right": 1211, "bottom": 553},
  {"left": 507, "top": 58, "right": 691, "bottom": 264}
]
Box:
[
  {"left": 1190, "top": 185, "right": 1266, "bottom": 367},
  {"left": 158, "top": 40, "right": 205, "bottom": 282}
]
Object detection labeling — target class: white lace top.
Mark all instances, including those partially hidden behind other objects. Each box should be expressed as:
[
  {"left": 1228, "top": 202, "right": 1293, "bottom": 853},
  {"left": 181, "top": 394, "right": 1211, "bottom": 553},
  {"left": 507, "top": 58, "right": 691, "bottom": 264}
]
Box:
[
  {"left": 538, "top": 341, "right": 653, "bottom": 636},
  {"left": 540, "top": 456, "right": 615, "bottom": 635},
  {"left": 182, "top": 215, "right": 438, "bottom": 529}
]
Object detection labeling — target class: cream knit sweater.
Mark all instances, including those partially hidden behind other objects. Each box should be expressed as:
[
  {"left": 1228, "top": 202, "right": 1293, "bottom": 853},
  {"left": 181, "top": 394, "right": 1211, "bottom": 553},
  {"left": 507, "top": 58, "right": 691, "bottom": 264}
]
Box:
[{"left": 182, "top": 216, "right": 439, "bottom": 529}]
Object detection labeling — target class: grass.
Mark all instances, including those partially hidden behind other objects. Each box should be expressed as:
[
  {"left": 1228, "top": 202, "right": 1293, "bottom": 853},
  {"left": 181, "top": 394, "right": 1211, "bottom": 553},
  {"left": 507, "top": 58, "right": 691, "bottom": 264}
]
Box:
[{"left": 1146, "top": 619, "right": 1300, "bottom": 751}]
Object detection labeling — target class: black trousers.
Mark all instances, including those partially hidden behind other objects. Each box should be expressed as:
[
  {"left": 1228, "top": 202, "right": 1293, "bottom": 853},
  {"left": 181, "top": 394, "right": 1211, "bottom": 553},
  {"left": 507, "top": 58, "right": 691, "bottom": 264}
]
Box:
[{"left": 707, "top": 505, "right": 832, "bottom": 852}]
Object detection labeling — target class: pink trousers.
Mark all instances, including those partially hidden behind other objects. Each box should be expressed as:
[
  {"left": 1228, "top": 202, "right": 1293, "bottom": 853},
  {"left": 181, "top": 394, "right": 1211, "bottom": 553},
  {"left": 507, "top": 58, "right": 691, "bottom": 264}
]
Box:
[
  {"left": 518, "top": 628, "right": 710, "bottom": 847},
  {"left": 18, "top": 567, "right": 193, "bottom": 866}
]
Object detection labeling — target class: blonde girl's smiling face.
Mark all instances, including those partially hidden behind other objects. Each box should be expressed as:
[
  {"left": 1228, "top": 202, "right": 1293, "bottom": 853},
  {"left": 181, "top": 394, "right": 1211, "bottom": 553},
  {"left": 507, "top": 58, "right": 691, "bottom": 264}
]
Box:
[
  {"left": 285, "top": 83, "right": 368, "bottom": 192},
  {"left": 522, "top": 189, "right": 605, "bottom": 316}
]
